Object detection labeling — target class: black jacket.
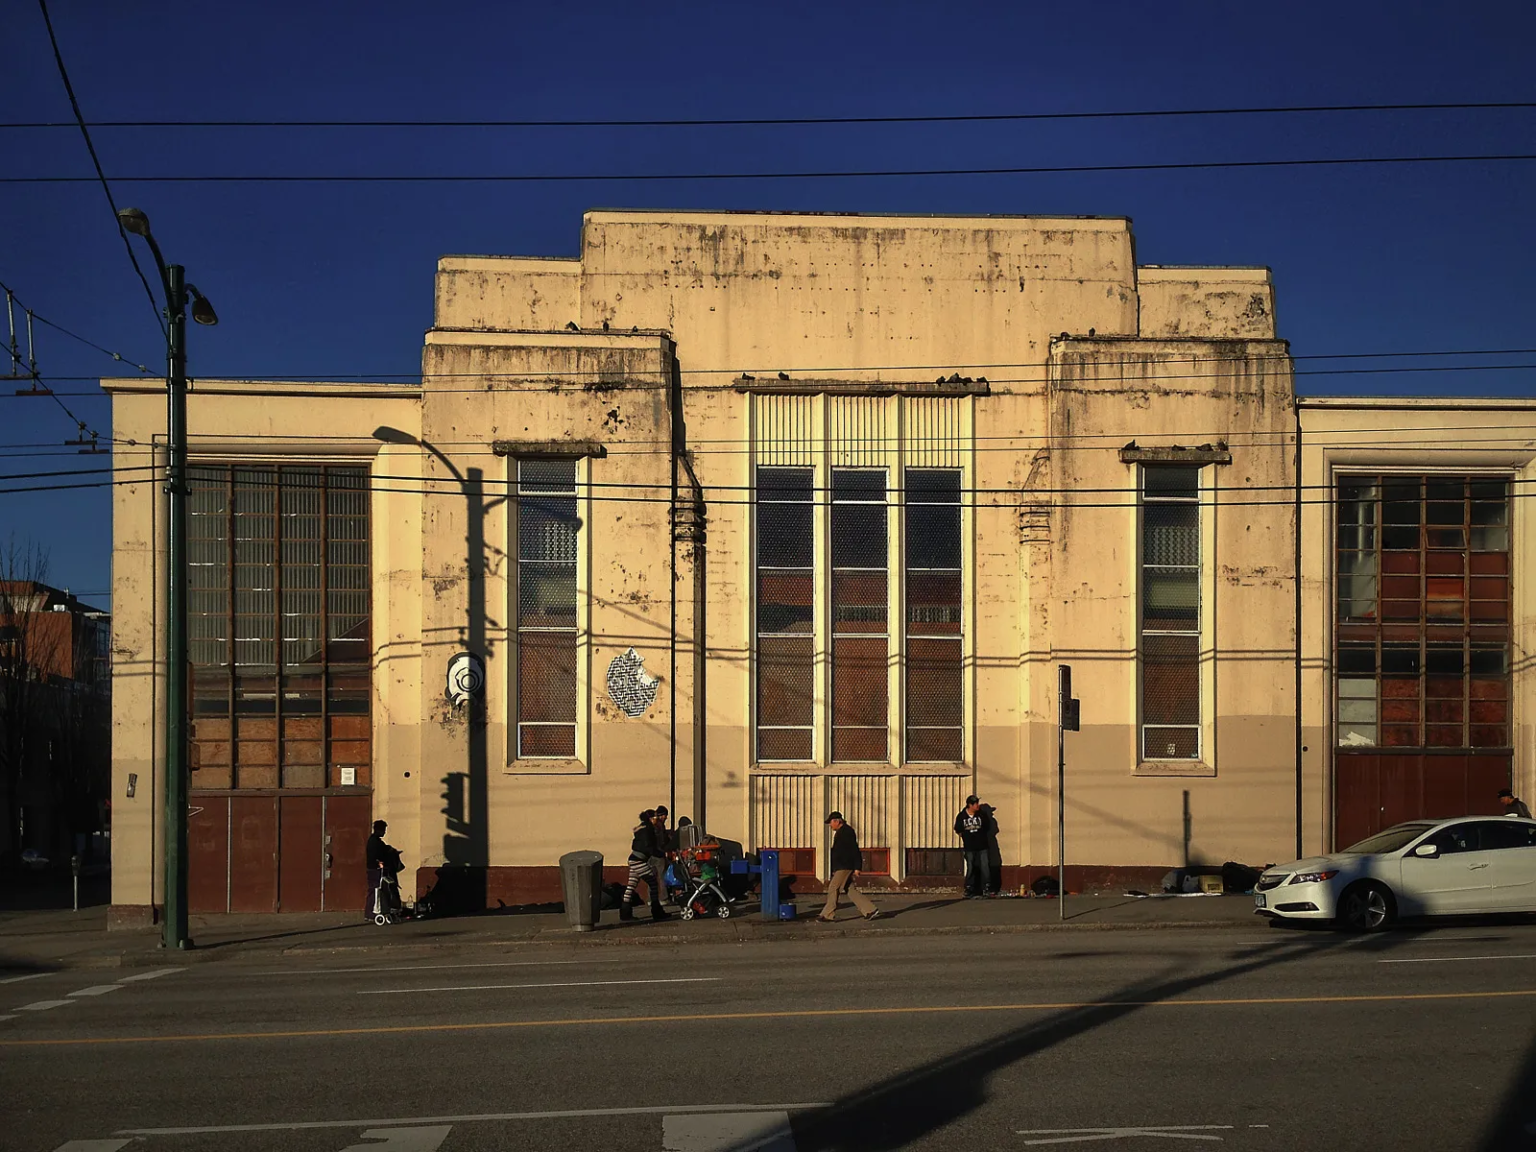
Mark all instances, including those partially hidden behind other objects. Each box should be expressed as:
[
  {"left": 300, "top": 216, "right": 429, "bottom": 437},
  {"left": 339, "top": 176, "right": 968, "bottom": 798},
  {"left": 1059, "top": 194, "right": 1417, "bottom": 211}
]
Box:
[
  {"left": 829, "top": 823, "right": 863, "bottom": 873},
  {"left": 366, "top": 833, "right": 402, "bottom": 875},
  {"left": 954, "top": 808, "right": 994, "bottom": 851},
  {"left": 630, "top": 824, "right": 660, "bottom": 861}
]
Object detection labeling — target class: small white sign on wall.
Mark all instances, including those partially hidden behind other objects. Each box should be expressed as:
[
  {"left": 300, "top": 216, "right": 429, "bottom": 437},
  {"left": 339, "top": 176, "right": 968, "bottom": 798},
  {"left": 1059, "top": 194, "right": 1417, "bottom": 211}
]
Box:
[{"left": 340, "top": 766, "right": 356, "bottom": 786}]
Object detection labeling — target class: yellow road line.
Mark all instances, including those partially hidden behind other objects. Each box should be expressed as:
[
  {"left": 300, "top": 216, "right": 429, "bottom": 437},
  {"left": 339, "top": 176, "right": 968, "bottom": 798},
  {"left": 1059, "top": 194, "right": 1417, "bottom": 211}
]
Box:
[{"left": 4, "top": 987, "right": 1535, "bottom": 1048}]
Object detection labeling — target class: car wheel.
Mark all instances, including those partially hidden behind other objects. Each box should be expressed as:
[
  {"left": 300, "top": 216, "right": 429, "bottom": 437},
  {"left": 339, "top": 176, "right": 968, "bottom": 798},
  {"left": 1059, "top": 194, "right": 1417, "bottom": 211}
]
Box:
[{"left": 1338, "top": 881, "right": 1395, "bottom": 933}]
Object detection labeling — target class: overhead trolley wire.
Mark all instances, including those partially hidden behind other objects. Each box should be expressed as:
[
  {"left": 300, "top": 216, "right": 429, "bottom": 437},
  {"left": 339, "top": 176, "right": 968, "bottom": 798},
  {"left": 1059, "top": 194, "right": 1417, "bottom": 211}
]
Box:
[
  {"left": 8, "top": 151, "right": 1536, "bottom": 186},
  {"left": 35, "top": 0, "right": 167, "bottom": 340},
  {"left": 4, "top": 99, "right": 1533, "bottom": 130}
]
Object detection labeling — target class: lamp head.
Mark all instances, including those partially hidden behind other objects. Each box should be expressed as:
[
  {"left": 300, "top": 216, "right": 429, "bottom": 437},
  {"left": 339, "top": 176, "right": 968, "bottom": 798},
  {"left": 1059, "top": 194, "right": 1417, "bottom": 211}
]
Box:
[
  {"left": 189, "top": 288, "right": 218, "bottom": 327},
  {"left": 116, "top": 207, "right": 152, "bottom": 237}
]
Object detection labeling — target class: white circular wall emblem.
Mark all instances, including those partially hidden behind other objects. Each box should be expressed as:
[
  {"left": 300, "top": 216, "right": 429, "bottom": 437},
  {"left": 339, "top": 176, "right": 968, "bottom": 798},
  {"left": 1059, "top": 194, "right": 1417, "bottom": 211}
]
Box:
[{"left": 606, "top": 647, "right": 658, "bottom": 717}]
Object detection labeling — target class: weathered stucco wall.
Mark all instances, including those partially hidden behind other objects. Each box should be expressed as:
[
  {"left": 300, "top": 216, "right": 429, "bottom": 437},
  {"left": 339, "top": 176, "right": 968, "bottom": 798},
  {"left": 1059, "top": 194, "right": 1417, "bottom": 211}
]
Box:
[
  {"left": 1137, "top": 266, "right": 1276, "bottom": 341},
  {"left": 110, "top": 211, "right": 1348, "bottom": 917}
]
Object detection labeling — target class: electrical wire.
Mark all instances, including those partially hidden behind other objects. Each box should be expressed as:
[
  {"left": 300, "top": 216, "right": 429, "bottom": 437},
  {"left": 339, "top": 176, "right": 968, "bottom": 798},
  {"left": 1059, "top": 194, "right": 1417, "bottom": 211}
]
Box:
[
  {"left": 0, "top": 278, "right": 157, "bottom": 375},
  {"left": 35, "top": 0, "right": 167, "bottom": 341},
  {"left": 9, "top": 152, "right": 1536, "bottom": 186},
  {"left": 4, "top": 100, "right": 1533, "bottom": 130}
]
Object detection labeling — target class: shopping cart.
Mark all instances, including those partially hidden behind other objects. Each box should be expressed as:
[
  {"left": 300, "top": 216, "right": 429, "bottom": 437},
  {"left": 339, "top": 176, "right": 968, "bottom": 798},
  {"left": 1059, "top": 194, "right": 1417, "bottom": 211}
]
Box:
[{"left": 671, "top": 840, "right": 734, "bottom": 920}]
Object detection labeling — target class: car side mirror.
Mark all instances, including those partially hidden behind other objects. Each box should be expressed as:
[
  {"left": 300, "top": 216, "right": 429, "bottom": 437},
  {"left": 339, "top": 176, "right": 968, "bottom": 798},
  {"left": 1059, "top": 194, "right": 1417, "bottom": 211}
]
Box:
[{"left": 1413, "top": 843, "right": 1440, "bottom": 859}]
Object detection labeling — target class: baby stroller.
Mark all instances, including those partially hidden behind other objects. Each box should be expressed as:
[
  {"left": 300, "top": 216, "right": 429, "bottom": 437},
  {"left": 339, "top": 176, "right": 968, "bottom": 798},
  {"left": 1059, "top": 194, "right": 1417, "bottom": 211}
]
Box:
[{"left": 672, "top": 840, "right": 734, "bottom": 920}]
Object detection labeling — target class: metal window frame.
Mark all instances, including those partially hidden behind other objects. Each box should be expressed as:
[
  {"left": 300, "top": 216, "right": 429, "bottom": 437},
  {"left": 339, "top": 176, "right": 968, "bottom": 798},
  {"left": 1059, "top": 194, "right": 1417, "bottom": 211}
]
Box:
[
  {"left": 1138, "top": 464, "right": 1203, "bottom": 762},
  {"left": 830, "top": 466, "right": 890, "bottom": 763},
  {"left": 754, "top": 464, "right": 817, "bottom": 763},
  {"left": 513, "top": 455, "right": 581, "bottom": 761},
  {"left": 902, "top": 466, "right": 964, "bottom": 764},
  {"left": 1332, "top": 471, "right": 1512, "bottom": 753}
]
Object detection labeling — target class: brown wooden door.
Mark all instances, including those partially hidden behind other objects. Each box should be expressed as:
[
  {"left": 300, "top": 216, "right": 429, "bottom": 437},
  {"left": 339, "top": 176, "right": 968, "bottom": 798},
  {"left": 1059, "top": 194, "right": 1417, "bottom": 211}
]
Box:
[
  {"left": 278, "top": 796, "right": 324, "bottom": 912},
  {"left": 323, "top": 794, "right": 372, "bottom": 911},
  {"left": 229, "top": 796, "right": 278, "bottom": 912},
  {"left": 187, "top": 796, "right": 230, "bottom": 913},
  {"left": 1334, "top": 751, "right": 1512, "bottom": 850}
]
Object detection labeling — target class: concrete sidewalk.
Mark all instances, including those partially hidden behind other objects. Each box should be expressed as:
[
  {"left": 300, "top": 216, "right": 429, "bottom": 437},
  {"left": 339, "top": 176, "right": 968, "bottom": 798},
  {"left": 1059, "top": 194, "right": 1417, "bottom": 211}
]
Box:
[{"left": 0, "top": 888, "right": 1268, "bottom": 972}]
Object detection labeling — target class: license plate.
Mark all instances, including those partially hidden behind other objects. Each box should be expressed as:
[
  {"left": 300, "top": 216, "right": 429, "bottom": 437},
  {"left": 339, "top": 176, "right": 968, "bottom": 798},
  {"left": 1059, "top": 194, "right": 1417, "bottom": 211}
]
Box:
[{"left": 1254, "top": 893, "right": 1267, "bottom": 909}]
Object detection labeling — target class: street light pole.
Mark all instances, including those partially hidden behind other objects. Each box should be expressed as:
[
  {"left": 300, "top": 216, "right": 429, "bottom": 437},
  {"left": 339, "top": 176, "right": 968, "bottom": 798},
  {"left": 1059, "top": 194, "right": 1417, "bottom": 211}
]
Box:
[
  {"left": 163, "top": 261, "right": 190, "bottom": 951},
  {"left": 118, "top": 208, "right": 216, "bottom": 952}
]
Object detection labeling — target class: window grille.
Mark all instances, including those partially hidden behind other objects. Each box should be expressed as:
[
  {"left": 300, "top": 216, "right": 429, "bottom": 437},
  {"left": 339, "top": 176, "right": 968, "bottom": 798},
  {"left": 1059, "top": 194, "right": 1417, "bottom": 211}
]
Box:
[
  {"left": 1334, "top": 475, "right": 1510, "bottom": 749},
  {"left": 516, "top": 459, "right": 579, "bottom": 758},
  {"left": 1140, "top": 465, "right": 1201, "bottom": 760},
  {"left": 187, "top": 464, "right": 370, "bottom": 789},
  {"left": 831, "top": 469, "right": 888, "bottom": 761},
  {"left": 905, "top": 469, "right": 962, "bottom": 761},
  {"left": 756, "top": 466, "right": 814, "bottom": 760}
]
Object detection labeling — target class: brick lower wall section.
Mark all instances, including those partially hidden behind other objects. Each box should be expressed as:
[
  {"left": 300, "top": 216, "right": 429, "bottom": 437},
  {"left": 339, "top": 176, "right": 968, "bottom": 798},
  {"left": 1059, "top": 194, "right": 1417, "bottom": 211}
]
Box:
[{"left": 412, "top": 863, "right": 1177, "bottom": 911}]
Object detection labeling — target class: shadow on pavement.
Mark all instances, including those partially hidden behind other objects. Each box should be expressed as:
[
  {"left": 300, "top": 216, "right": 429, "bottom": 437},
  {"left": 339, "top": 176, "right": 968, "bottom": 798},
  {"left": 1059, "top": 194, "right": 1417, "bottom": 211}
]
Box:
[{"left": 790, "top": 920, "right": 1418, "bottom": 1151}]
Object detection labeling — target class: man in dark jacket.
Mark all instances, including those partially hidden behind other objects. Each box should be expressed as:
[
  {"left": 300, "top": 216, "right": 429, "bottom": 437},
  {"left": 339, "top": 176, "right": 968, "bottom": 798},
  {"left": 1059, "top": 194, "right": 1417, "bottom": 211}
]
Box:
[
  {"left": 1499, "top": 788, "right": 1533, "bottom": 819},
  {"left": 954, "top": 796, "right": 994, "bottom": 898},
  {"left": 819, "top": 812, "right": 880, "bottom": 922},
  {"left": 980, "top": 803, "right": 1004, "bottom": 896}
]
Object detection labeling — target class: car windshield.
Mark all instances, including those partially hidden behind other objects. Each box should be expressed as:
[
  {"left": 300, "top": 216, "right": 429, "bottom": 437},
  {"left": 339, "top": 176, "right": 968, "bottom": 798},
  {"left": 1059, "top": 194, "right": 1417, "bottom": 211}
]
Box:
[{"left": 1340, "top": 823, "right": 1436, "bottom": 855}]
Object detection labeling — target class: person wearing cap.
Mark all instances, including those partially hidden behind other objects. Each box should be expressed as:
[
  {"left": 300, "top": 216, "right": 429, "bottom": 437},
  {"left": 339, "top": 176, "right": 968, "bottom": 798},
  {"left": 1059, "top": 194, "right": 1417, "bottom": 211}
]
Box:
[
  {"left": 954, "top": 795, "right": 995, "bottom": 899},
  {"left": 819, "top": 812, "right": 881, "bottom": 922},
  {"left": 649, "top": 807, "right": 674, "bottom": 906},
  {"left": 1498, "top": 788, "right": 1533, "bottom": 819}
]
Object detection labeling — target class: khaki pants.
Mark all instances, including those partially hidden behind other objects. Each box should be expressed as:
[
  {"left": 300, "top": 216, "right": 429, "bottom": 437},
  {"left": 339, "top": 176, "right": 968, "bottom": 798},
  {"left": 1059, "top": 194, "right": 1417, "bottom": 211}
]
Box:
[{"left": 821, "top": 869, "right": 875, "bottom": 919}]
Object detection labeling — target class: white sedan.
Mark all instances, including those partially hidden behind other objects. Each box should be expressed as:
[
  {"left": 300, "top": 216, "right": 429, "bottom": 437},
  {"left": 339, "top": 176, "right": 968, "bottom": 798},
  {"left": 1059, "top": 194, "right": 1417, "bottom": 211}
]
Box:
[{"left": 1255, "top": 816, "right": 1536, "bottom": 931}]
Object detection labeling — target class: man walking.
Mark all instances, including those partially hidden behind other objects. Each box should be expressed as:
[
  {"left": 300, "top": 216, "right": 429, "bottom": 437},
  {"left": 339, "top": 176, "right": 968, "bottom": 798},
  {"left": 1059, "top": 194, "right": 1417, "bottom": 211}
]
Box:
[
  {"left": 1499, "top": 787, "right": 1533, "bottom": 819},
  {"left": 954, "top": 795, "right": 993, "bottom": 899},
  {"left": 819, "top": 811, "right": 880, "bottom": 922}
]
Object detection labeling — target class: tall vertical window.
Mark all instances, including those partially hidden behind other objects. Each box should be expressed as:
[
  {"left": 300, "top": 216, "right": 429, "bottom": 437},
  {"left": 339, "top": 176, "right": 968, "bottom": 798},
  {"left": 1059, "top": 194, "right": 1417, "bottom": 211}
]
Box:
[
  {"left": 831, "top": 470, "right": 888, "bottom": 761},
  {"left": 756, "top": 467, "right": 815, "bottom": 760},
  {"left": 906, "top": 469, "right": 962, "bottom": 761},
  {"left": 188, "top": 465, "right": 370, "bottom": 789},
  {"left": 1140, "top": 465, "right": 1201, "bottom": 760},
  {"left": 1335, "top": 475, "right": 1510, "bottom": 749},
  {"left": 516, "top": 459, "right": 579, "bottom": 758}
]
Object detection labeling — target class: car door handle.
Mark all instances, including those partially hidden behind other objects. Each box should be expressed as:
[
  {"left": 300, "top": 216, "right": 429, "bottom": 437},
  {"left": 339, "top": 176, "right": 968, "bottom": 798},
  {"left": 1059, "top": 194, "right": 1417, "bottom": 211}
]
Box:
[{"left": 1469, "top": 862, "right": 1490, "bottom": 870}]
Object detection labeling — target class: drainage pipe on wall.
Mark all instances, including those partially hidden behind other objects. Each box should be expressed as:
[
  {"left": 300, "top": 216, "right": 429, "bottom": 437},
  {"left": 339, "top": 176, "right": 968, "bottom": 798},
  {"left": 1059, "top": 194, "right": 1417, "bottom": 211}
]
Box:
[{"left": 1293, "top": 399, "right": 1305, "bottom": 861}]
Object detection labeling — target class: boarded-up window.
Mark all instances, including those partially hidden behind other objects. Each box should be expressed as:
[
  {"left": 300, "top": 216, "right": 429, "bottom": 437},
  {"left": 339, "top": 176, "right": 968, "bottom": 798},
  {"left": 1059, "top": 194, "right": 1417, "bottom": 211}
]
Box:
[
  {"left": 906, "top": 469, "right": 962, "bottom": 762},
  {"left": 1334, "top": 475, "right": 1510, "bottom": 750},
  {"left": 1141, "top": 466, "right": 1200, "bottom": 760},
  {"left": 757, "top": 467, "right": 814, "bottom": 760},
  {"left": 188, "top": 465, "right": 370, "bottom": 790},
  {"left": 516, "top": 459, "right": 579, "bottom": 758},
  {"left": 832, "top": 469, "right": 888, "bottom": 761}
]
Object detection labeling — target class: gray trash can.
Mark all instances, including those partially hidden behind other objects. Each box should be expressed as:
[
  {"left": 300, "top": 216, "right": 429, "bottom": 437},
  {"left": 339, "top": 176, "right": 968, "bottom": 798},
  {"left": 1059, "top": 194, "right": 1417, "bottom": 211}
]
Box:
[{"left": 558, "top": 850, "right": 604, "bottom": 931}]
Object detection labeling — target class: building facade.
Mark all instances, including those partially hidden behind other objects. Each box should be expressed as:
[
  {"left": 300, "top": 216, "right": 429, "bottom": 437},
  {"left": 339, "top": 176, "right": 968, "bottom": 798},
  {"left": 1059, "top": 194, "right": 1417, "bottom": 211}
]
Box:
[
  {"left": 0, "top": 581, "right": 111, "bottom": 863},
  {"left": 103, "top": 211, "right": 1533, "bottom": 922}
]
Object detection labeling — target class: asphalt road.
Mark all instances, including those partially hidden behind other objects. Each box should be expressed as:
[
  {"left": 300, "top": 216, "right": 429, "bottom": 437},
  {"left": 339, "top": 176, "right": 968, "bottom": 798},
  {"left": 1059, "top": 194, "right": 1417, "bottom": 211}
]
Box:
[{"left": 4, "top": 922, "right": 1536, "bottom": 1151}]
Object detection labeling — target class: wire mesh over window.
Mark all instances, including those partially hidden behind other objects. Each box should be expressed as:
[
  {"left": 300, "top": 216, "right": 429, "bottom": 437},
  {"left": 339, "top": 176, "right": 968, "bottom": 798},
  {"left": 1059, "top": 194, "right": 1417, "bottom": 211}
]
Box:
[
  {"left": 1334, "top": 475, "right": 1510, "bottom": 749},
  {"left": 187, "top": 465, "right": 371, "bottom": 790},
  {"left": 756, "top": 467, "right": 814, "bottom": 760},
  {"left": 1140, "top": 465, "right": 1200, "bottom": 760},
  {"left": 832, "top": 469, "right": 888, "bottom": 762},
  {"left": 516, "top": 459, "right": 579, "bottom": 758},
  {"left": 906, "top": 469, "right": 962, "bottom": 762}
]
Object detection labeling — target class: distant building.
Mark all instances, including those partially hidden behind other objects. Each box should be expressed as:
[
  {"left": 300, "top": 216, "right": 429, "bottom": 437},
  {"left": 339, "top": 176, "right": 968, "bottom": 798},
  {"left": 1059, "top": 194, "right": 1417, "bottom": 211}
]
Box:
[
  {"left": 102, "top": 210, "right": 1531, "bottom": 922},
  {"left": 0, "top": 581, "right": 111, "bottom": 864}
]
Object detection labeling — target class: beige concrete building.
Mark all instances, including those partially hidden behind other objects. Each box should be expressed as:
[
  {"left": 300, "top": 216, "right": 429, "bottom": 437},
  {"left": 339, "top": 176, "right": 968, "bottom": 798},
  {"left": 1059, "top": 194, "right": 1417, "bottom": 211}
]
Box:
[{"left": 103, "top": 210, "right": 1532, "bottom": 921}]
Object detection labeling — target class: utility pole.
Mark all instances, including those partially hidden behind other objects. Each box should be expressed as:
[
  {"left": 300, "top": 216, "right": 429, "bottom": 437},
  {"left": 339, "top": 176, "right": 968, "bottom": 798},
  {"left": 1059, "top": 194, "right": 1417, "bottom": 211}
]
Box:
[
  {"left": 118, "top": 209, "right": 217, "bottom": 952},
  {"left": 163, "top": 262, "right": 190, "bottom": 951},
  {"left": 1057, "top": 663, "right": 1080, "bottom": 921}
]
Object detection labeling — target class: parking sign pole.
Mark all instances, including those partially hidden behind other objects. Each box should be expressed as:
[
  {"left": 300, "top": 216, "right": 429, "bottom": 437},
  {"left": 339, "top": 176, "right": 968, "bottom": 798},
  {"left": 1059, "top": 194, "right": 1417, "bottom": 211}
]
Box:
[{"left": 1058, "top": 664, "right": 1068, "bottom": 921}]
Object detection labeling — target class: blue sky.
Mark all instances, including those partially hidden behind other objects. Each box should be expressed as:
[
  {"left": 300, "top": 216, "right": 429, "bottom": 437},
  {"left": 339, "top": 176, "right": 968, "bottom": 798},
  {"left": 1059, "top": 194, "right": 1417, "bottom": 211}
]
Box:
[{"left": 2, "top": 0, "right": 1533, "bottom": 606}]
